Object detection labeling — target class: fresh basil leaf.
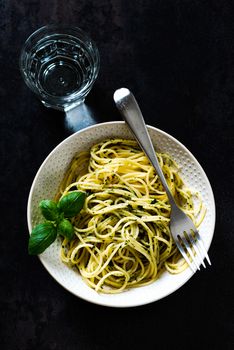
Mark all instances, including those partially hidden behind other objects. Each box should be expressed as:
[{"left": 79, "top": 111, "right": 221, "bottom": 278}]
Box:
[
  {"left": 58, "top": 192, "right": 86, "bottom": 218},
  {"left": 57, "top": 218, "right": 74, "bottom": 240},
  {"left": 39, "top": 200, "right": 59, "bottom": 221},
  {"left": 28, "top": 222, "right": 57, "bottom": 255}
]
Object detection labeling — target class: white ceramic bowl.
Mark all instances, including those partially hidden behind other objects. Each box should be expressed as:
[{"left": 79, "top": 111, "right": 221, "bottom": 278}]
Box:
[{"left": 27, "top": 121, "right": 215, "bottom": 307}]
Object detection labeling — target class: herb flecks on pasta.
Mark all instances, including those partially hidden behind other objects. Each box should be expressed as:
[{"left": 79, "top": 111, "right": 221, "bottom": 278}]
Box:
[{"left": 56, "top": 139, "right": 206, "bottom": 294}]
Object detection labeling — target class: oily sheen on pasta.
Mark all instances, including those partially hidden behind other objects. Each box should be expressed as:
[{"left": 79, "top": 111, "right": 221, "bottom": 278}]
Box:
[{"left": 55, "top": 139, "right": 205, "bottom": 294}]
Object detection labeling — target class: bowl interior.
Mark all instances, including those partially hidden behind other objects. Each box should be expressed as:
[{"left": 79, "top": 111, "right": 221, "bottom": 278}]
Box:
[{"left": 27, "top": 121, "right": 215, "bottom": 307}]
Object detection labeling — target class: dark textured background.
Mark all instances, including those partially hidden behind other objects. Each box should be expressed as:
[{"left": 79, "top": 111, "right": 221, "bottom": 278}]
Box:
[{"left": 1, "top": 0, "right": 234, "bottom": 349}]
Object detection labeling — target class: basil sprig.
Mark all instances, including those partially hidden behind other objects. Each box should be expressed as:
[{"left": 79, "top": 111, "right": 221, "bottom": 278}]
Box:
[{"left": 28, "top": 191, "right": 86, "bottom": 255}]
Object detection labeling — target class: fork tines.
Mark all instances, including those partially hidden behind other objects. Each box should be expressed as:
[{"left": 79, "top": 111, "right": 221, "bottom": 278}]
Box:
[{"left": 177, "top": 230, "right": 211, "bottom": 273}]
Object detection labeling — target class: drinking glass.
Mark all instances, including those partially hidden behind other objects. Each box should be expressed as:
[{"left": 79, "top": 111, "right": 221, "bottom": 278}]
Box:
[{"left": 20, "top": 25, "right": 100, "bottom": 130}]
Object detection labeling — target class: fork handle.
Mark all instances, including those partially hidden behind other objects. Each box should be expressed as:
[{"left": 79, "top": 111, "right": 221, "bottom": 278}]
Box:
[{"left": 114, "top": 88, "right": 175, "bottom": 205}]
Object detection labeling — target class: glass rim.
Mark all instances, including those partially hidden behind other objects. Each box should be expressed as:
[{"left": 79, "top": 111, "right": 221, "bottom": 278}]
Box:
[{"left": 20, "top": 24, "right": 99, "bottom": 51}]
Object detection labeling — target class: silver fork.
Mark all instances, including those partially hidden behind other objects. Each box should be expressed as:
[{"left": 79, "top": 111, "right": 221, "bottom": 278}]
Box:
[{"left": 113, "top": 88, "right": 211, "bottom": 272}]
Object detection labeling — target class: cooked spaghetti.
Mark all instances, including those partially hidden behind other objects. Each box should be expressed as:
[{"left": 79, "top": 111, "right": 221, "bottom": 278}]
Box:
[{"left": 55, "top": 139, "right": 206, "bottom": 293}]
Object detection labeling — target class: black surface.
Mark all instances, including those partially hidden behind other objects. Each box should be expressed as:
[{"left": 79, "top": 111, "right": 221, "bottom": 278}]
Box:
[{"left": 1, "top": 1, "right": 234, "bottom": 349}]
